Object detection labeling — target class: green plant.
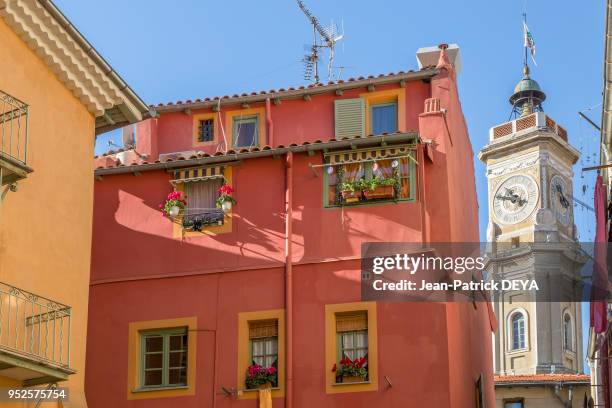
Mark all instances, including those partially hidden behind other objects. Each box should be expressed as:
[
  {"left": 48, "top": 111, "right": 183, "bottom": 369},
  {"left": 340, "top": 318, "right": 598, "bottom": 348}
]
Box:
[
  {"left": 215, "top": 184, "right": 237, "bottom": 208},
  {"left": 245, "top": 361, "right": 278, "bottom": 389},
  {"left": 377, "top": 176, "right": 397, "bottom": 187},
  {"left": 332, "top": 356, "right": 368, "bottom": 379},
  {"left": 356, "top": 178, "right": 378, "bottom": 192},
  {"left": 340, "top": 181, "right": 356, "bottom": 192},
  {"left": 160, "top": 191, "right": 187, "bottom": 217}
]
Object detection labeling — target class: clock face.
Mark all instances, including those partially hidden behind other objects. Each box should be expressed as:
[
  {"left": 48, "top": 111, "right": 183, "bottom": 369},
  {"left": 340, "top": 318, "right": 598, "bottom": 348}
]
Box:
[
  {"left": 550, "top": 175, "right": 571, "bottom": 225},
  {"left": 492, "top": 174, "right": 539, "bottom": 225}
]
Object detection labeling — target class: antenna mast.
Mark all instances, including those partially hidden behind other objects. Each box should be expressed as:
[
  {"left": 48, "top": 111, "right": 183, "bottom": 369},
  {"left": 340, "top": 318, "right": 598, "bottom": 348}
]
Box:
[{"left": 296, "top": 0, "right": 344, "bottom": 83}]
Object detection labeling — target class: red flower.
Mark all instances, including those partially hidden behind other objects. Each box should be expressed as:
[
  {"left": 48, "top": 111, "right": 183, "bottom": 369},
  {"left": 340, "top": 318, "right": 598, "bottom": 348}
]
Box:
[
  {"left": 218, "top": 184, "right": 234, "bottom": 195},
  {"left": 266, "top": 367, "right": 277, "bottom": 375},
  {"left": 331, "top": 363, "right": 337, "bottom": 372}
]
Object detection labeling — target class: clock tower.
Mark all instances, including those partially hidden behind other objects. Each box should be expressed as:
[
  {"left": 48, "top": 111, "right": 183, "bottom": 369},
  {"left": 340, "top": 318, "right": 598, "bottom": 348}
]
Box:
[{"left": 478, "top": 66, "right": 586, "bottom": 376}]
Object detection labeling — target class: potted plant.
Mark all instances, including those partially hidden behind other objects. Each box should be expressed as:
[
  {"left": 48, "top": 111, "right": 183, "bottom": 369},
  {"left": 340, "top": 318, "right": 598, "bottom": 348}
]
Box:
[
  {"left": 216, "top": 184, "right": 237, "bottom": 213},
  {"left": 363, "top": 176, "right": 397, "bottom": 200},
  {"left": 160, "top": 191, "right": 187, "bottom": 218},
  {"left": 332, "top": 356, "right": 368, "bottom": 383},
  {"left": 339, "top": 181, "right": 361, "bottom": 203},
  {"left": 245, "top": 363, "right": 278, "bottom": 390}
]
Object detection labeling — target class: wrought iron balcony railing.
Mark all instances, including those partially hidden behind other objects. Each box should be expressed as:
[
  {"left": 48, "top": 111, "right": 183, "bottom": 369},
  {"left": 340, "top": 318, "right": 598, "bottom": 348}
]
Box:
[
  {"left": 0, "top": 282, "right": 72, "bottom": 372},
  {"left": 1, "top": 90, "right": 28, "bottom": 165},
  {"left": 1, "top": 90, "right": 30, "bottom": 186},
  {"left": 181, "top": 208, "right": 225, "bottom": 231}
]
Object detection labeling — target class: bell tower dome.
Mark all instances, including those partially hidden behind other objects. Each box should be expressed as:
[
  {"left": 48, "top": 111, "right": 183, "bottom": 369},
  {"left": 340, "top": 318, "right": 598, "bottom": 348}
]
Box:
[{"left": 509, "top": 66, "right": 547, "bottom": 118}]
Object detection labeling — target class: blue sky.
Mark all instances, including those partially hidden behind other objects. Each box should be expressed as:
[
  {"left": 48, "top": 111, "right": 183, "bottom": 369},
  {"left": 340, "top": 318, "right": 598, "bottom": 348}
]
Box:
[{"left": 57, "top": 0, "right": 604, "bottom": 366}]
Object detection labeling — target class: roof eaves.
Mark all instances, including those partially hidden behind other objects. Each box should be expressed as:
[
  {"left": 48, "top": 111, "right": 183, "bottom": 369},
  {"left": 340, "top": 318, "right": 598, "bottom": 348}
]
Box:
[
  {"left": 93, "top": 132, "right": 420, "bottom": 176},
  {"left": 153, "top": 68, "right": 439, "bottom": 113},
  {"left": 38, "top": 0, "right": 150, "bottom": 129}
]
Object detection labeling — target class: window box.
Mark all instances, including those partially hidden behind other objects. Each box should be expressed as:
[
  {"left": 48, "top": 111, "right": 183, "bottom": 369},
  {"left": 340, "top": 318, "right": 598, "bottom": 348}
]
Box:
[
  {"left": 341, "top": 190, "right": 361, "bottom": 203},
  {"left": 324, "top": 146, "right": 416, "bottom": 208},
  {"left": 338, "top": 375, "right": 365, "bottom": 384},
  {"left": 363, "top": 185, "right": 395, "bottom": 200}
]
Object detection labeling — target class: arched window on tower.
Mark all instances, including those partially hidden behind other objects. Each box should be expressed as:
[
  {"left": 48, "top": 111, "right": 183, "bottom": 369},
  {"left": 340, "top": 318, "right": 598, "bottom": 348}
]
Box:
[
  {"left": 563, "top": 312, "right": 573, "bottom": 352},
  {"left": 510, "top": 312, "right": 526, "bottom": 350}
]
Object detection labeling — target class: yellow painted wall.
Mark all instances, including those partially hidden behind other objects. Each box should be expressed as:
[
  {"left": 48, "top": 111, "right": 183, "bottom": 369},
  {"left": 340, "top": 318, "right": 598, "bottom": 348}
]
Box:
[
  {"left": 495, "top": 384, "right": 590, "bottom": 408},
  {"left": 0, "top": 16, "right": 94, "bottom": 407}
]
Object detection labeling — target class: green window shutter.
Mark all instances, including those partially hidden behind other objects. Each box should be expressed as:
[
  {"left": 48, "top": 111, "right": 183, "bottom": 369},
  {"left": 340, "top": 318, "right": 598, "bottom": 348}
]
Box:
[{"left": 334, "top": 98, "right": 365, "bottom": 139}]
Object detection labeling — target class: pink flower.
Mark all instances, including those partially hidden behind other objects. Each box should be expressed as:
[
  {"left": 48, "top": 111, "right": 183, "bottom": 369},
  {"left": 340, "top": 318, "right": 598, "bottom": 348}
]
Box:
[{"left": 266, "top": 367, "right": 277, "bottom": 375}]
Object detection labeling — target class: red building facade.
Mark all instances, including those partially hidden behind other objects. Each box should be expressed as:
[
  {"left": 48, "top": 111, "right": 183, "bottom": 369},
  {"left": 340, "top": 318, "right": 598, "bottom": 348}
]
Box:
[{"left": 86, "top": 47, "right": 495, "bottom": 408}]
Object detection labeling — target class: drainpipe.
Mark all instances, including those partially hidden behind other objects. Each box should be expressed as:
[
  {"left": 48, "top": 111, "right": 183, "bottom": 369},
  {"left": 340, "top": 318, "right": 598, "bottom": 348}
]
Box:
[
  {"left": 553, "top": 383, "right": 573, "bottom": 408},
  {"left": 266, "top": 98, "right": 274, "bottom": 147},
  {"left": 417, "top": 144, "right": 428, "bottom": 243},
  {"left": 285, "top": 151, "right": 294, "bottom": 408}
]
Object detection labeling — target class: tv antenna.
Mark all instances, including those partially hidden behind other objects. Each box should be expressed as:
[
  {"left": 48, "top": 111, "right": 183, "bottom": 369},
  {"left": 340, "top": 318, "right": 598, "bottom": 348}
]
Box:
[{"left": 296, "top": 0, "right": 344, "bottom": 83}]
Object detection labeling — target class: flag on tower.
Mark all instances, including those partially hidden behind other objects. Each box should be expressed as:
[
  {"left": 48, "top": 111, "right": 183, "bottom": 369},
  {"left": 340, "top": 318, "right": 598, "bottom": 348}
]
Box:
[{"left": 523, "top": 21, "right": 537, "bottom": 66}]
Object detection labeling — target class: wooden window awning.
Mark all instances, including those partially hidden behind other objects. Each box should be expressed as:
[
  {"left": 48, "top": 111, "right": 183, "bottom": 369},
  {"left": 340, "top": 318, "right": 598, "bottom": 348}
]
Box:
[
  {"left": 324, "top": 144, "right": 417, "bottom": 166},
  {"left": 336, "top": 311, "right": 367, "bottom": 332},
  {"left": 170, "top": 165, "right": 225, "bottom": 185},
  {"left": 249, "top": 319, "right": 278, "bottom": 339}
]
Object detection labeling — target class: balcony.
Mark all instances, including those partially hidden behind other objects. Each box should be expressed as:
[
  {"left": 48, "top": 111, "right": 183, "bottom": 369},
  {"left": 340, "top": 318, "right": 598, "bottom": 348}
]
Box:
[
  {"left": 489, "top": 112, "right": 568, "bottom": 142},
  {"left": 1, "top": 90, "right": 32, "bottom": 186},
  {"left": 0, "top": 282, "right": 74, "bottom": 386},
  {"left": 181, "top": 208, "right": 225, "bottom": 231}
]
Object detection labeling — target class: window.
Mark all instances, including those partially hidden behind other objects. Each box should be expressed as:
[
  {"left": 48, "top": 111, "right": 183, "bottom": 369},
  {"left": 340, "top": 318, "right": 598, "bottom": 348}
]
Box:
[
  {"left": 371, "top": 102, "right": 397, "bottom": 135},
  {"left": 325, "top": 302, "right": 378, "bottom": 394},
  {"left": 237, "top": 310, "right": 285, "bottom": 399},
  {"left": 247, "top": 319, "right": 279, "bottom": 389},
  {"left": 182, "top": 179, "right": 224, "bottom": 229},
  {"left": 511, "top": 312, "right": 526, "bottom": 350},
  {"left": 233, "top": 115, "right": 259, "bottom": 147},
  {"left": 140, "top": 328, "right": 188, "bottom": 389},
  {"left": 335, "top": 312, "right": 369, "bottom": 383},
  {"left": 564, "top": 313, "right": 573, "bottom": 352},
  {"left": 504, "top": 399, "right": 524, "bottom": 408},
  {"left": 325, "top": 153, "right": 415, "bottom": 207},
  {"left": 337, "top": 312, "right": 368, "bottom": 364},
  {"left": 511, "top": 237, "right": 520, "bottom": 248},
  {"left": 198, "top": 119, "right": 214, "bottom": 142},
  {"left": 249, "top": 320, "right": 279, "bottom": 369}
]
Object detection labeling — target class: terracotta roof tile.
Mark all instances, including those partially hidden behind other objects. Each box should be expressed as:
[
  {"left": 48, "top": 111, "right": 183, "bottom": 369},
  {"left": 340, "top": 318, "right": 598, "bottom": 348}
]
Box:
[
  {"left": 94, "top": 131, "right": 416, "bottom": 171},
  {"left": 494, "top": 374, "right": 590, "bottom": 384}
]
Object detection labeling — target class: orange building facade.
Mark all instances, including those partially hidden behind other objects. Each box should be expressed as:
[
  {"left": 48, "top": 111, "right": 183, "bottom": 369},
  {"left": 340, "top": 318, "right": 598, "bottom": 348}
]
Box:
[
  {"left": 0, "top": 1, "right": 147, "bottom": 407},
  {"left": 87, "top": 47, "right": 495, "bottom": 407}
]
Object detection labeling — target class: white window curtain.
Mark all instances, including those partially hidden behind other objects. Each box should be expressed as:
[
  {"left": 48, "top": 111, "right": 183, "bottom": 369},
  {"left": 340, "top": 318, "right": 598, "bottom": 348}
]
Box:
[{"left": 184, "top": 179, "right": 223, "bottom": 211}]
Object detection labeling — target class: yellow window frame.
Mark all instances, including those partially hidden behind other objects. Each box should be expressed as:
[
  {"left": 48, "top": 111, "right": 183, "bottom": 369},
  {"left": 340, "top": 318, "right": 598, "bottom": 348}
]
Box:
[
  {"left": 225, "top": 107, "right": 266, "bottom": 149},
  {"left": 172, "top": 165, "right": 233, "bottom": 238},
  {"left": 127, "top": 317, "right": 197, "bottom": 400},
  {"left": 193, "top": 112, "right": 218, "bottom": 147},
  {"left": 360, "top": 88, "right": 406, "bottom": 135},
  {"left": 325, "top": 302, "right": 378, "bottom": 394},
  {"left": 237, "top": 309, "right": 285, "bottom": 399}
]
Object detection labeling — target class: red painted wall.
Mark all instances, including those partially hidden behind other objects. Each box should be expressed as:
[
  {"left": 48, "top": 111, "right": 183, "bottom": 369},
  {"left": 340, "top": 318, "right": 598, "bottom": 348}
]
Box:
[{"left": 86, "top": 66, "right": 495, "bottom": 407}]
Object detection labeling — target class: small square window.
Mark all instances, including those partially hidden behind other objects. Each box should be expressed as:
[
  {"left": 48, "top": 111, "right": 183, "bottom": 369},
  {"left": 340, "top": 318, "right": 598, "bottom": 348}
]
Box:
[
  {"left": 371, "top": 103, "right": 397, "bottom": 135},
  {"left": 140, "top": 328, "right": 188, "bottom": 389},
  {"left": 504, "top": 401, "right": 524, "bottom": 408},
  {"left": 233, "top": 115, "right": 259, "bottom": 148},
  {"left": 198, "top": 119, "right": 214, "bottom": 142}
]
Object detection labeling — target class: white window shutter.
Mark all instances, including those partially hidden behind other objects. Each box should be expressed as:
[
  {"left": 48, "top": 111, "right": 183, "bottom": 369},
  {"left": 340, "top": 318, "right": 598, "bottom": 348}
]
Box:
[{"left": 334, "top": 98, "right": 365, "bottom": 138}]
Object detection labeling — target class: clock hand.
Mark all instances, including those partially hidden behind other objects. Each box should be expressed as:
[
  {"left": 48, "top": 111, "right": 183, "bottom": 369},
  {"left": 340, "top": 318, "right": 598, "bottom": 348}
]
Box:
[{"left": 554, "top": 185, "right": 570, "bottom": 209}]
